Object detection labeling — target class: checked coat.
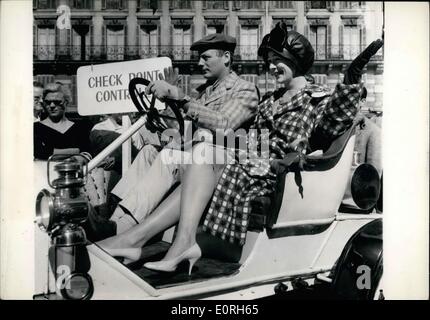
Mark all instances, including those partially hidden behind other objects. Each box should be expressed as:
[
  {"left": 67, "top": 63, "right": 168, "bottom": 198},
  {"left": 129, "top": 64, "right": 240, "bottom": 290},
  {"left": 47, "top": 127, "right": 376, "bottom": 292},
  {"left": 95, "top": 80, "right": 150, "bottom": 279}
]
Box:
[
  {"left": 185, "top": 71, "right": 259, "bottom": 131},
  {"left": 202, "top": 82, "right": 363, "bottom": 246}
]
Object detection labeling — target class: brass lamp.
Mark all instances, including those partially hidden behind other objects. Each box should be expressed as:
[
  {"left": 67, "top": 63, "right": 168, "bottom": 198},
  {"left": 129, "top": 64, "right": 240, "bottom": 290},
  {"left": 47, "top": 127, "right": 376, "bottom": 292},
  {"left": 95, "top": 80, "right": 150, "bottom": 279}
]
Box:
[{"left": 35, "top": 154, "right": 93, "bottom": 300}]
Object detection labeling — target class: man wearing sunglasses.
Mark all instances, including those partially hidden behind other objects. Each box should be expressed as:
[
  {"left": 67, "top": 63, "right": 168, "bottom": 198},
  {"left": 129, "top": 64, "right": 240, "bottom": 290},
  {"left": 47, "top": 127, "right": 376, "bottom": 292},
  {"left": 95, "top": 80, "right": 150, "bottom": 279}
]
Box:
[{"left": 33, "top": 82, "right": 93, "bottom": 161}]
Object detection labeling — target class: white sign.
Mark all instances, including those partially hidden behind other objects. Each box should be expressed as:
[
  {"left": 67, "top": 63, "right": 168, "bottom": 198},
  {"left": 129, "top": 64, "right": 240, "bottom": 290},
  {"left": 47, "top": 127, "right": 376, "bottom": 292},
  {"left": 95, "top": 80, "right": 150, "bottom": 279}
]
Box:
[{"left": 77, "top": 57, "right": 172, "bottom": 116}]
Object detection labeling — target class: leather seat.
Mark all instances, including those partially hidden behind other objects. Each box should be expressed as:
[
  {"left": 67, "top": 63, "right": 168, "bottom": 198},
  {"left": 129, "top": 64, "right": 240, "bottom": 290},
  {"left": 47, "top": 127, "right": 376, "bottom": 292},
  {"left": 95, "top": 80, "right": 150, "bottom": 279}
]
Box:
[{"left": 248, "top": 124, "right": 358, "bottom": 235}]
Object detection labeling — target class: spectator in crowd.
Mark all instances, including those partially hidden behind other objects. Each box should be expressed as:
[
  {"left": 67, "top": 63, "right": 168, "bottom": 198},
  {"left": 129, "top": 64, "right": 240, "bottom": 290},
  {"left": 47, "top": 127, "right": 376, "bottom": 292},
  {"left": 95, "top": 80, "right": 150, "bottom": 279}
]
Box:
[
  {"left": 33, "top": 81, "right": 45, "bottom": 122},
  {"left": 33, "top": 82, "right": 93, "bottom": 160}
]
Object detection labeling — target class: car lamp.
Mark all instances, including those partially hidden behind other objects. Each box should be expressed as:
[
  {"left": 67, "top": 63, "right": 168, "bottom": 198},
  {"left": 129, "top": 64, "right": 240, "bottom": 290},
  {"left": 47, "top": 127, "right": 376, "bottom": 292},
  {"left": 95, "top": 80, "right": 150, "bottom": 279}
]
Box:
[{"left": 35, "top": 154, "right": 93, "bottom": 300}]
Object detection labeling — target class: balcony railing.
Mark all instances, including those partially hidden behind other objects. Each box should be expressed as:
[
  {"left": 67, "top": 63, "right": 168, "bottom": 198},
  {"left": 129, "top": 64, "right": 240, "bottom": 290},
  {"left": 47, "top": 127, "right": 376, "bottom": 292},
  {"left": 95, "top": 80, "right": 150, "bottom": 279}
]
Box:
[
  {"left": 33, "top": 45, "right": 383, "bottom": 62},
  {"left": 312, "top": 45, "right": 384, "bottom": 61},
  {"left": 138, "top": 0, "right": 160, "bottom": 10},
  {"left": 102, "top": 0, "right": 127, "bottom": 10},
  {"left": 169, "top": 0, "right": 193, "bottom": 10},
  {"left": 270, "top": 1, "right": 295, "bottom": 9},
  {"left": 33, "top": 45, "right": 197, "bottom": 61},
  {"left": 309, "top": 1, "right": 328, "bottom": 9},
  {"left": 339, "top": 1, "right": 365, "bottom": 10},
  {"left": 126, "top": 45, "right": 194, "bottom": 60},
  {"left": 71, "top": 0, "right": 93, "bottom": 9},
  {"left": 33, "top": 0, "right": 58, "bottom": 10},
  {"left": 233, "top": 1, "right": 263, "bottom": 10},
  {"left": 203, "top": 1, "right": 229, "bottom": 10},
  {"left": 234, "top": 46, "right": 260, "bottom": 60}
]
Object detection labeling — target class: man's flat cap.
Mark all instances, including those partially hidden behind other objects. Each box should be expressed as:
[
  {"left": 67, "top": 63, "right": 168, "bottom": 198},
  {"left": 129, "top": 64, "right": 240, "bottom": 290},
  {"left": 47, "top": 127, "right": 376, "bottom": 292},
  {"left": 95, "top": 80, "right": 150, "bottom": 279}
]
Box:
[{"left": 190, "top": 34, "right": 237, "bottom": 52}]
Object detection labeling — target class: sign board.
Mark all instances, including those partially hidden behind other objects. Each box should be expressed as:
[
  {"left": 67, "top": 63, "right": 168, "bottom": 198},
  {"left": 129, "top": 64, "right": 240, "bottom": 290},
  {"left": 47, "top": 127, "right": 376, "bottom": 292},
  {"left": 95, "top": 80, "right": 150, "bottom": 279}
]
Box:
[{"left": 77, "top": 57, "right": 172, "bottom": 116}]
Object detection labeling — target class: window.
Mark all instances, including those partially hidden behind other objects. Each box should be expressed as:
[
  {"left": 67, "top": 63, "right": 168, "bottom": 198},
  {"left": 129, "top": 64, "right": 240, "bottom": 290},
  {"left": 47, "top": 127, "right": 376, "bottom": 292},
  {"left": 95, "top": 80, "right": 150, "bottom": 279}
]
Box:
[
  {"left": 169, "top": 0, "right": 192, "bottom": 10},
  {"left": 311, "top": 74, "right": 328, "bottom": 85},
  {"left": 239, "top": 25, "right": 259, "bottom": 60},
  {"left": 310, "top": 1, "right": 327, "bottom": 9},
  {"left": 71, "top": 26, "right": 90, "bottom": 61},
  {"left": 177, "top": 74, "right": 191, "bottom": 95},
  {"left": 272, "top": 21, "right": 294, "bottom": 31},
  {"left": 139, "top": 0, "right": 159, "bottom": 10},
  {"left": 172, "top": 26, "right": 192, "bottom": 60},
  {"left": 340, "top": 2, "right": 364, "bottom": 9},
  {"left": 36, "top": 26, "right": 56, "bottom": 60},
  {"left": 33, "top": 0, "right": 57, "bottom": 9},
  {"left": 203, "top": 1, "right": 228, "bottom": 10},
  {"left": 139, "top": 26, "right": 159, "bottom": 58},
  {"left": 309, "top": 25, "right": 327, "bottom": 59},
  {"left": 71, "top": 0, "right": 93, "bottom": 9},
  {"left": 270, "top": 1, "right": 295, "bottom": 9},
  {"left": 106, "top": 25, "right": 125, "bottom": 60},
  {"left": 234, "top": 1, "right": 262, "bottom": 9},
  {"left": 206, "top": 25, "right": 224, "bottom": 35},
  {"left": 240, "top": 74, "right": 258, "bottom": 86},
  {"left": 343, "top": 25, "right": 361, "bottom": 59},
  {"left": 102, "top": 0, "right": 127, "bottom": 10}
]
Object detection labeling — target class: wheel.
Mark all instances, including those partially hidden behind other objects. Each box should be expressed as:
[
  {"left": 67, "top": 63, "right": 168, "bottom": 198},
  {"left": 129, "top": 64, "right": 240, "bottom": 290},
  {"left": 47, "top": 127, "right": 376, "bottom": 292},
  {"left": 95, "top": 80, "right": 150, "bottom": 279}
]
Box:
[{"left": 331, "top": 219, "right": 383, "bottom": 300}]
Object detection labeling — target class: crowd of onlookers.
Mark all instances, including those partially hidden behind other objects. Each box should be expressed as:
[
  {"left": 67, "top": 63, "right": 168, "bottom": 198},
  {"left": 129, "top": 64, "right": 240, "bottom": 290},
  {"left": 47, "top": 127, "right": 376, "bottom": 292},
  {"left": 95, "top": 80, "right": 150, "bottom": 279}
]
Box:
[{"left": 33, "top": 80, "right": 162, "bottom": 174}]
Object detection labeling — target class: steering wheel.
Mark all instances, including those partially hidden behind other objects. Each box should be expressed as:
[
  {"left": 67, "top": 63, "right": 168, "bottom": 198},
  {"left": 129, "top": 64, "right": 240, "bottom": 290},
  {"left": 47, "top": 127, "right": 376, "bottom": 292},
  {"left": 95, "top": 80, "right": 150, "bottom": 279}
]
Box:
[{"left": 128, "top": 77, "right": 185, "bottom": 144}]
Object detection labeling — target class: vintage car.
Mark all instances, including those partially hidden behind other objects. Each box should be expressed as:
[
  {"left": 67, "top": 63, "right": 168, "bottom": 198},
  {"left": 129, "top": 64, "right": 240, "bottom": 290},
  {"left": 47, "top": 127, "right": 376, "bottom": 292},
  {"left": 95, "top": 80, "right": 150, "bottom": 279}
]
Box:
[{"left": 33, "top": 77, "right": 383, "bottom": 301}]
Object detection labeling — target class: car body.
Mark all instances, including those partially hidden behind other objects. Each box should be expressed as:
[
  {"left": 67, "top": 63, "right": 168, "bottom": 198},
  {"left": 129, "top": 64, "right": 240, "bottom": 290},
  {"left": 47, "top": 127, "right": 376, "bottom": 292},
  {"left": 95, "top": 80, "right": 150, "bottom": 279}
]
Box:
[{"left": 33, "top": 111, "right": 382, "bottom": 300}]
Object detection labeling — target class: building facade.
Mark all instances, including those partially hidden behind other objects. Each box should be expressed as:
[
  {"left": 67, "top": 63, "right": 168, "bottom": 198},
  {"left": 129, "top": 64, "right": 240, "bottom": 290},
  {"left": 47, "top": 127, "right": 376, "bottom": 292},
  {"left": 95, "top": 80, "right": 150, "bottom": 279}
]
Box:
[{"left": 33, "top": 0, "right": 384, "bottom": 115}]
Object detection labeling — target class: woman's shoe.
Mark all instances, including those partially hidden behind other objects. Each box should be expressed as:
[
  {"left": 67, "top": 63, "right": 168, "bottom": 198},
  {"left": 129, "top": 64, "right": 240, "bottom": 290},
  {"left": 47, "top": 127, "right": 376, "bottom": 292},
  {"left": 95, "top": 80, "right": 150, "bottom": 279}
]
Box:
[
  {"left": 144, "top": 243, "right": 202, "bottom": 276},
  {"left": 104, "top": 247, "right": 143, "bottom": 264}
]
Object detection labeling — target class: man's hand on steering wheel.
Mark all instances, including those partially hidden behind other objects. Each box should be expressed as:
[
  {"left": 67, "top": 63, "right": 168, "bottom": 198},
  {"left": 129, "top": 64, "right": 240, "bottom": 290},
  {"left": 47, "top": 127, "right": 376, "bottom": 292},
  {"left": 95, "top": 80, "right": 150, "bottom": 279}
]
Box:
[
  {"left": 160, "top": 67, "right": 181, "bottom": 86},
  {"left": 129, "top": 76, "right": 187, "bottom": 147},
  {"left": 145, "top": 80, "right": 186, "bottom": 106}
]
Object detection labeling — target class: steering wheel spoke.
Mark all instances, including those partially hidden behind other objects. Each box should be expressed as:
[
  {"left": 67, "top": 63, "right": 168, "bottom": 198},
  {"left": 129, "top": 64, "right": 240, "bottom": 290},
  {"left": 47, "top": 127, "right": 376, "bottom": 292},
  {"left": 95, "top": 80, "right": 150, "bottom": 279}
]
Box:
[{"left": 128, "top": 77, "right": 186, "bottom": 147}]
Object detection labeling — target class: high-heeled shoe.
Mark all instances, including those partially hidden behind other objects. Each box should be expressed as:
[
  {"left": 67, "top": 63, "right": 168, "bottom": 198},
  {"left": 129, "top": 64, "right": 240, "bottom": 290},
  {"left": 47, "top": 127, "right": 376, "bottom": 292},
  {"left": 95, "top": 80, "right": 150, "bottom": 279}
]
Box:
[
  {"left": 104, "top": 247, "right": 143, "bottom": 264},
  {"left": 144, "top": 243, "right": 202, "bottom": 275}
]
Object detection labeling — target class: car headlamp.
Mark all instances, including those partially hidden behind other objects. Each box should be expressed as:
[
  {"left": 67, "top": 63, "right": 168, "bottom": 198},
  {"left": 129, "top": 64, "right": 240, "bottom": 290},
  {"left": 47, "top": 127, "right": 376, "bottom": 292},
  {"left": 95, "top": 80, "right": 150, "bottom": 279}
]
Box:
[
  {"left": 35, "top": 156, "right": 89, "bottom": 234},
  {"left": 35, "top": 188, "right": 54, "bottom": 232},
  {"left": 35, "top": 154, "right": 93, "bottom": 300}
]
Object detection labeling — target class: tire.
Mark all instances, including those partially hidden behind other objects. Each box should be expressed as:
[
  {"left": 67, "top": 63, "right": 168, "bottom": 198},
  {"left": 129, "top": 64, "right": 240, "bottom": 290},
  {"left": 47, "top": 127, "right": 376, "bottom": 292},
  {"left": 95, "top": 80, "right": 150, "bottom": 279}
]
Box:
[{"left": 331, "top": 219, "right": 383, "bottom": 300}]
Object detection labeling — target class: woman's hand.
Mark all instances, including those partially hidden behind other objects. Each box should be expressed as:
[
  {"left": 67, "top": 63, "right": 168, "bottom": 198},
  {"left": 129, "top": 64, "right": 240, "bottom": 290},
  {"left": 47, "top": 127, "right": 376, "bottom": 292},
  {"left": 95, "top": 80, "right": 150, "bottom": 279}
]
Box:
[{"left": 343, "top": 39, "right": 384, "bottom": 84}]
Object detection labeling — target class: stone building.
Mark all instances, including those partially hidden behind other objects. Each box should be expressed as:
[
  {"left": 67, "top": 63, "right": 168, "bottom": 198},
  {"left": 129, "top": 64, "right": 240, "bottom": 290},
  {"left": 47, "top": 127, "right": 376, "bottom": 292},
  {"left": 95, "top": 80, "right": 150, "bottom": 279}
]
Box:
[{"left": 33, "top": 0, "right": 384, "bottom": 115}]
